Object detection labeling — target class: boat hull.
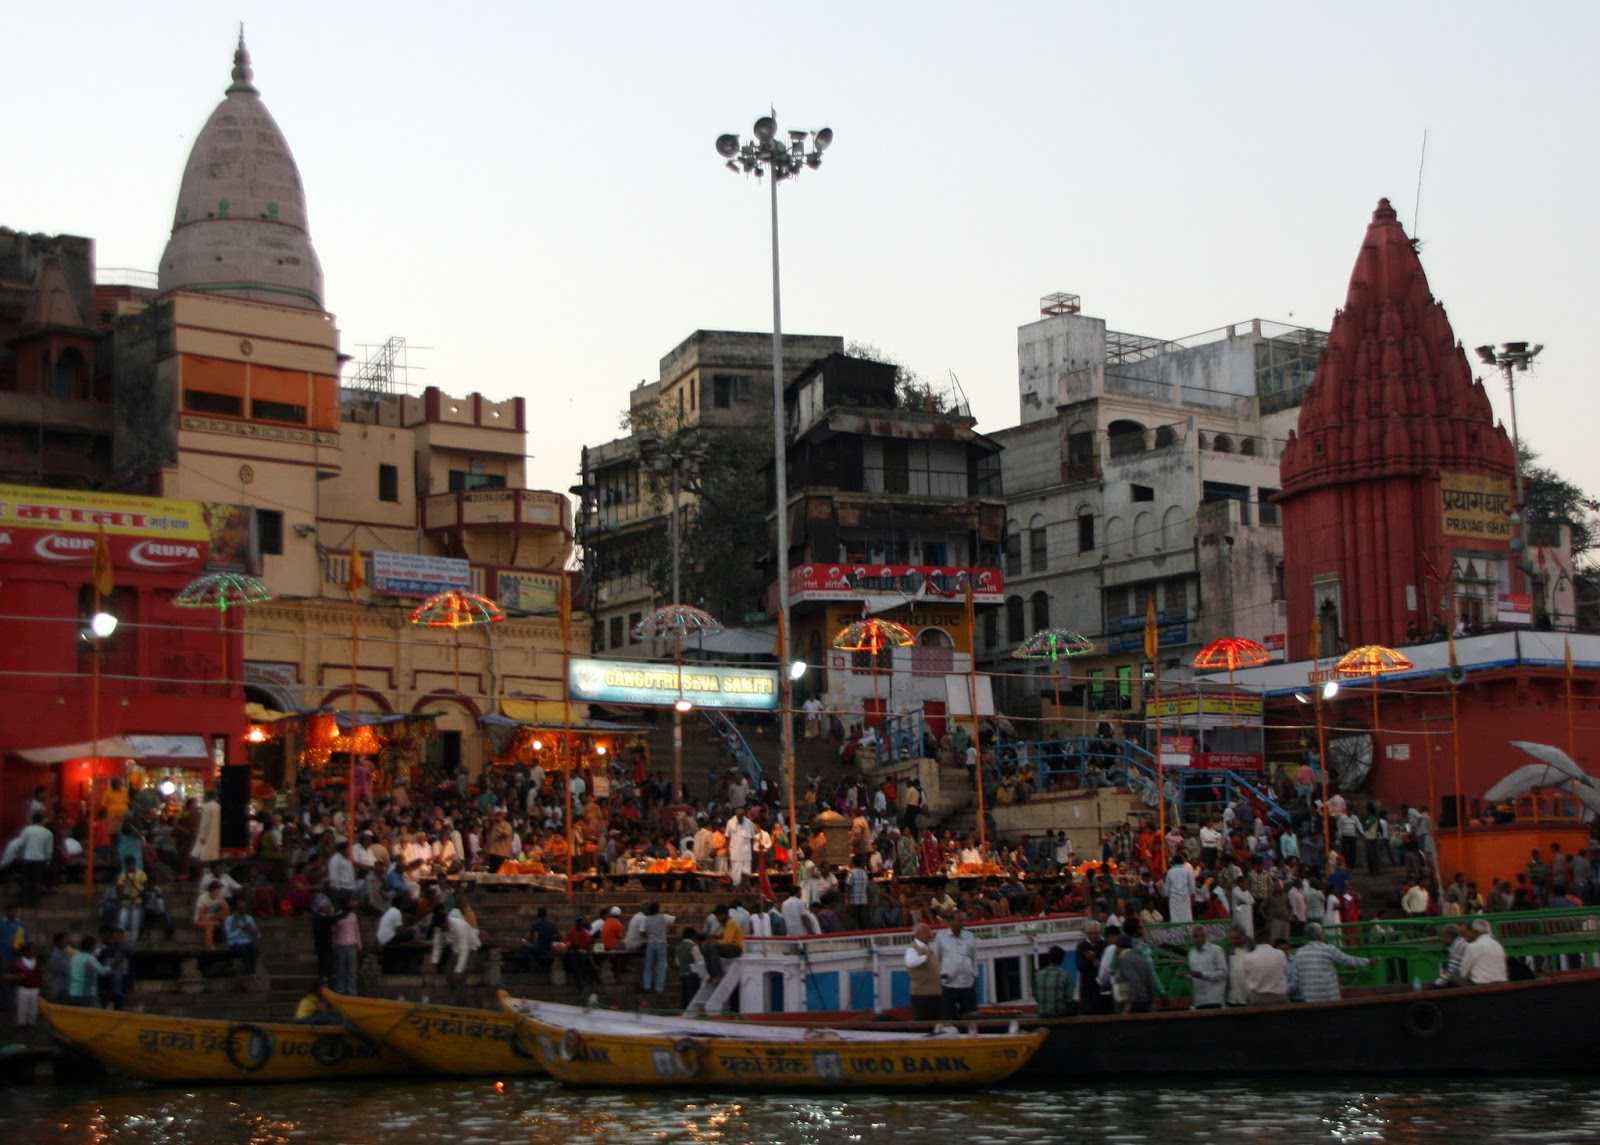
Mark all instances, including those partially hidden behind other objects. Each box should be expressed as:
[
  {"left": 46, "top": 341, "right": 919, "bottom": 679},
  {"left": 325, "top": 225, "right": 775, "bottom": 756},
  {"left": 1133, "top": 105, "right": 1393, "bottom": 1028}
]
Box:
[
  {"left": 323, "top": 991, "right": 543, "bottom": 1077},
  {"left": 40, "top": 1000, "right": 402, "bottom": 1084},
  {"left": 509, "top": 1011, "right": 1044, "bottom": 1090},
  {"left": 1026, "top": 971, "right": 1600, "bottom": 1076}
]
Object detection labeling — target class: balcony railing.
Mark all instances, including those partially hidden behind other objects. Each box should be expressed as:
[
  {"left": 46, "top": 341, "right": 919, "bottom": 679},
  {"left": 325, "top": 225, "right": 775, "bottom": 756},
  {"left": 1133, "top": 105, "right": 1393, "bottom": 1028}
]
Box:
[{"left": 422, "top": 489, "right": 568, "bottom": 533}]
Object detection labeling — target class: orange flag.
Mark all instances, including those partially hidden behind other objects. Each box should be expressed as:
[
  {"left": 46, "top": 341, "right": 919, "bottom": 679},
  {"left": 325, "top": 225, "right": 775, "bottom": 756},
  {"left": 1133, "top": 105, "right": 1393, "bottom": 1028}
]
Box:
[
  {"left": 91, "top": 527, "right": 114, "bottom": 598},
  {"left": 346, "top": 540, "right": 365, "bottom": 594},
  {"left": 1143, "top": 596, "right": 1159, "bottom": 660}
]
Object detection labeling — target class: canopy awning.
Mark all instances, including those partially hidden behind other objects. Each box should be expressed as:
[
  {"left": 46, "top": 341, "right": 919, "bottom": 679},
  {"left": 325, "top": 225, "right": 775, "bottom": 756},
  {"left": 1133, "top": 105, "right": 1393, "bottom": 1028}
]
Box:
[
  {"left": 13, "top": 734, "right": 211, "bottom": 768},
  {"left": 684, "top": 626, "right": 779, "bottom": 658},
  {"left": 486, "top": 703, "right": 646, "bottom": 735}
]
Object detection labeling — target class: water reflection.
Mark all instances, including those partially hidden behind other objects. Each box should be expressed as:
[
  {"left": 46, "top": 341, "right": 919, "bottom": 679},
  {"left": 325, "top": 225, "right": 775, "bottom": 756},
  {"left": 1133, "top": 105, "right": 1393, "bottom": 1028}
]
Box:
[{"left": 9, "top": 1078, "right": 1600, "bottom": 1144}]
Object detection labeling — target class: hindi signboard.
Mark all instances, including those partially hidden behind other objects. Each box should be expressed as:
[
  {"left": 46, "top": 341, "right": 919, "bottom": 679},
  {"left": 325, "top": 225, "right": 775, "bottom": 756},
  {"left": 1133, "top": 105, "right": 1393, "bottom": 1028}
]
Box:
[
  {"left": 371, "top": 551, "right": 470, "bottom": 597},
  {"left": 567, "top": 657, "right": 779, "bottom": 712},
  {"left": 1441, "top": 472, "right": 1514, "bottom": 541}
]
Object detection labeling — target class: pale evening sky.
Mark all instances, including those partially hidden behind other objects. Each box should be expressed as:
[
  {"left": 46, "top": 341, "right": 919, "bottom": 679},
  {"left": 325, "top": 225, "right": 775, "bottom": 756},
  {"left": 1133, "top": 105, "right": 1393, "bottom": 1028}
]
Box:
[{"left": 7, "top": 2, "right": 1597, "bottom": 506}]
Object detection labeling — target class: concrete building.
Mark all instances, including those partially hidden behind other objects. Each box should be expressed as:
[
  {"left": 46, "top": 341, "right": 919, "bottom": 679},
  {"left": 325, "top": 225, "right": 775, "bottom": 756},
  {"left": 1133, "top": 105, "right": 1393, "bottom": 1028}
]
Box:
[
  {"left": 0, "top": 37, "right": 585, "bottom": 795},
  {"left": 578, "top": 329, "right": 842, "bottom": 657},
  {"left": 780, "top": 352, "right": 1005, "bottom": 730},
  {"left": 988, "top": 292, "right": 1326, "bottom": 721}
]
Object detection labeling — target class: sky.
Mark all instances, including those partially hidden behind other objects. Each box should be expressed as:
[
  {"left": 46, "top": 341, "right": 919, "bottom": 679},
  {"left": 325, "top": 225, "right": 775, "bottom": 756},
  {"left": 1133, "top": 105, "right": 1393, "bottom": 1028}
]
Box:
[{"left": 8, "top": 2, "right": 1598, "bottom": 502}]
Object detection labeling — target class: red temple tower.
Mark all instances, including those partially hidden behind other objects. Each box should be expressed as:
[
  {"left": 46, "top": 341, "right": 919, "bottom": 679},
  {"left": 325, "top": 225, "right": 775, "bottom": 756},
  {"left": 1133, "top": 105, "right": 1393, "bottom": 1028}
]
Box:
[{"left": 1279, "top": 199, "right": 1520, "bottom": 660}]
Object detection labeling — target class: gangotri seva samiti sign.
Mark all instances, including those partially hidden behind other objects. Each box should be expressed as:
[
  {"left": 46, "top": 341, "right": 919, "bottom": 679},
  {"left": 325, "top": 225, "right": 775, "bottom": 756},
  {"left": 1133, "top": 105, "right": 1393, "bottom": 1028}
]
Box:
[{"left": 567, "top": 657, "right": 779, "bottom": 711}]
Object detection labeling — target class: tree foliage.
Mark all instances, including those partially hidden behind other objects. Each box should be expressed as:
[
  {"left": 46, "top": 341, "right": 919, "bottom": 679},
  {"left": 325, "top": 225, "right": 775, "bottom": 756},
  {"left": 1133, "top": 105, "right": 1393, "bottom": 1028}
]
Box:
[
  {"left": 844, "top": 340, "right": 950, "bottom": 413},
  {"left": 1518, "top": 443, "right": 1599, "bottom": 566}
]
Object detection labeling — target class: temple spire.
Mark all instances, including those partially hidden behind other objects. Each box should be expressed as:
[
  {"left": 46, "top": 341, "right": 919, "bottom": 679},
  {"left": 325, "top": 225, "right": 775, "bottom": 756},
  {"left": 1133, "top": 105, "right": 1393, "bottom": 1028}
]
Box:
[{"left": 228, "top": 24, "right": 257, "bottom": 95}]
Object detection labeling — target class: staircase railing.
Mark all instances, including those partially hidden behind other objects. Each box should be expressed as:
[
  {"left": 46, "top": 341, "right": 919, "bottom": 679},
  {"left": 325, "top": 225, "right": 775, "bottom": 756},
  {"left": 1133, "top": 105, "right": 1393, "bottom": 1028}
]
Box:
[{"left": 698, "top": 709, "right": 765, "bottom": 787}]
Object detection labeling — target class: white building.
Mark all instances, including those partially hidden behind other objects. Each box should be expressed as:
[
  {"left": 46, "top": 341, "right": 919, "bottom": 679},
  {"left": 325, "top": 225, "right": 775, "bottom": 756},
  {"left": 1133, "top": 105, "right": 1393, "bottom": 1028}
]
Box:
[{"left": 985, "top": 293, "right": 1325, "bottom": 718}]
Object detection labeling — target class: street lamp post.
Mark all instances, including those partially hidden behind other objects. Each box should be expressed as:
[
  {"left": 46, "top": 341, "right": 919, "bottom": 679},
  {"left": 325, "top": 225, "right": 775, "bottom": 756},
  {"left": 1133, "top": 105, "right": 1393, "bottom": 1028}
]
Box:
[
  {"left": 1475, "top": 341, "right": 1544, "bottom": 603},
  {"left": 715, "top": 112, "right": 832, "bottom": 879}
]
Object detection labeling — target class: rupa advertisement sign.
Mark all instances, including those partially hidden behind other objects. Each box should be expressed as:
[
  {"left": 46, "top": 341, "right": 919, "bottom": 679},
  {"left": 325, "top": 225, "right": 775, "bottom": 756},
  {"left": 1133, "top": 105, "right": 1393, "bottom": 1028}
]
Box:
[{"left": 0, "top": 484, "right": 209, "bottom": 574}]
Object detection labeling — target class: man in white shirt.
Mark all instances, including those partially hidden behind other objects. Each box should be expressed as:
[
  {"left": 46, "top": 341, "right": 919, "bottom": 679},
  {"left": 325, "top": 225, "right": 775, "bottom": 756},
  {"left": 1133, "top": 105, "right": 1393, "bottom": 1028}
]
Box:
[
  {"left": 1239, "top": 938, "right": 1290, "bottom": 1005},
  {"left": 16, "top": 813, "right": 54, "bottom": 905},
  {"left": 1165, "top": 859, "right": 1196, "bottom": 923},
  {"left": 1401, "top": 880, "right": 1431, "bottom": 916},
  {"left": 1458, "top": 918, "right": 1509, "bottom": 984},
  {"left": 904, "top": 923, "right": 943, "bottom": 1020},
  {"left": 780, "top": 892, "right": 819, "bottom": 936},
  {"left": 377, "top": 900, "right": 407, "bottom": 947},
  {"left": 1187, "top": 927, "right": 1229, "bottom": 1008},
  {"left": 933, "top": 915, "right": 978, "bottom": 1018},
  {"left": 725, "top": 811, "right": 756, "bottom": 887},
  {"left": 327, "top": 848, "right": 358, "bottom": 894},
  {"left": 1230, "top": 882, "right": 1256, "bottom": 938}
]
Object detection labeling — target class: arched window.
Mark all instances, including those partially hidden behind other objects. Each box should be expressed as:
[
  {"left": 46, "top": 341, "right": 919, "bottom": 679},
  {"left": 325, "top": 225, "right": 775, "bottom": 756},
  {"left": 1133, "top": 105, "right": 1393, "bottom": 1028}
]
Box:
[
  {"left": 1030, "top": 590, "right": 1050, "bottom": 632},
  {"left": 1154, "top": 424, "right": 1177, "bottom": 449},
  {"left": 1161, "top": 506, "right": 1185, "bottom": 551},
  {"left": 1212, "top": 433, "right": 1234, "bottom": 454},
  {"left": 918, "top": 627, "right": 953, "bottom": 649},
  {"left": 1239, "top": 436, "right": 1257, "bottom": 456},
  {"left": 1006, "top": 595, "right": 1025, "bottom": 643},
  {"left": 1104, "top": 516, "right": 1125, "bottom": 559},
  {"left": 1132, "top": 511, "right": 1153, "bottom": 556},
  {"left": 1107, "top": 419, "right": 1147, "bottom": 458}
]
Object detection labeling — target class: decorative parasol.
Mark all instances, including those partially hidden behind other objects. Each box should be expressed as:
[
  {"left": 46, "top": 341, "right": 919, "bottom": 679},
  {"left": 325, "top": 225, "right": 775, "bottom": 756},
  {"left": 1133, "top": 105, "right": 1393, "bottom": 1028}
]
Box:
[
  {"left": 1193, "top": 636, "right": 1272, "bottom": 724},
  {"left": 1012, "top": 628, "right": 1094, "bottom": 733},
  {"left": 174, "top": 572, "right": 272, "bottom": 701},
  {"left": 409, "top": 589, "right": 505, "bottom": 694},
  {"left": 1335, "top": 644, "right": 1413, "bottom": 753},
  {"left": 833, "top": 615, "right": 916, "bottom": 730},
  {"left": 632, "top": 603, "right": 725, "bottom": 803}
]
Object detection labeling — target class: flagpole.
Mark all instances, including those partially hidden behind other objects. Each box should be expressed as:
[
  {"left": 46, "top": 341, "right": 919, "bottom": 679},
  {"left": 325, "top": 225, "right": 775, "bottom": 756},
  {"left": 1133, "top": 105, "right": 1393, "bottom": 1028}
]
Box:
[
  {"left": 779, "top": 608, "right": 799, "bottom": 885},
  {"left": 87, "top": 524, "right": 107, "bottom": 906},
  {"left": 1565, "top": 637, "right": 1576, "bottom": 763},
  {"left": 964, "top": 579, "right": 988, "bottom": 855},
  {"left": 1312, "top": 618, "right": 1331, "bottom": 862},
  {"left": 348, "top": 543, "right": 361, "bottom": 860},
  {"left": 1449, "top": 599, "right": 1466, "bottom": 862},
  {"left": 560, "top": 571, "right": 575, "bottom": 903},
  {"left": 1145, "top": 598, "right": 1165, "bottom": 876}
]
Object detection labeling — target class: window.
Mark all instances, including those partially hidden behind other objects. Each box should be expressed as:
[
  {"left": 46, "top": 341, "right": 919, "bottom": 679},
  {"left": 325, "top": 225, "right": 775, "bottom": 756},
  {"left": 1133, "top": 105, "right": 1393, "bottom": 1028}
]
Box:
[
  {"left": 1257, "top": 488, "right": 1280, "bottom": 526},
  {"left": 1154, "top": 425, "right": 1177, "bottom": 449},
  {"left": 378, "top": 463, "right": 400, "bottom": 503},
  {"left": 993, "top": 955, "right": 1024, "bottom": 1004},
  {"left": 1107, "top": 420, "right": 1146, "bottom": 458},
  {"left": 54, "top": 348, "right": 87, "bottom": 400},
  {"left": 1066, "top": 428, "right": 1096, "bottom": 478},
  {"left": 184, "top": 390, "right": 243, "bottom": 416},
  {"left": 1029, "top": 517, "right": 1048, "bottom": 572},
  {"left": 449, "top": 470, "right": 506, "bottom": 492},
  {"left": 1005, "top": 596, "right": 1025, "bottom": 643},
  {"left": 1031, "top": 590, "right": 1050, "bottom": 631},
  {"left": 251, "top": 398, "right": 306, "bottom": 423},
  {"left": 923, "top": 541, "right": 949, "bottom": 566},
  {"left": 1078, "top": 513, "right": 1095, "bottom": 554},
  {"left": 628, "top": 611, "right": 642, "bottom": 640},
  {"left": 677, "top": 389, "right": 685, "bottom": 422},
  {"left": 1003, "top": 532, "right": 1021, "bottom": 577},
  {"left": 881, "top": 536, "right": 910, "bottom": 564},
  {"left": 256, "top": 509, "right": 283, "bottom": 556},
  {"left": 1239, "top": 437, "right": 1257, "bottom": 457},
  {"left": 883, "top": 440, "right": 910, "bottom": 494},
  {"left": 1212, "top": 434, "right": 1234, "bottom": 454},
  {"left": 1131, "top": 484, "right": 1154, "bottom": 503},
  {"left": 609, "top": 616, "right": 624, "bottom": 648},
  {"left": 690, "top": 378, "right": 697, "bottom": 412},
  {"left": 983, "top": 609, "right": 998, "bottom": 649},
  {"left": 1273, "top": 560, "right": 1286, "bottom": 603}
]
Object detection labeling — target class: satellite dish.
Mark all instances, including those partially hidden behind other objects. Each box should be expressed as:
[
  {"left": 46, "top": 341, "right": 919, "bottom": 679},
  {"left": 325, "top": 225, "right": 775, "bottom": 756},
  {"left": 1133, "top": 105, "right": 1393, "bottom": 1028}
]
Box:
[
  {"left": 753, "top": 116, "right": 777, "bottom": 142},
  {"left": 1328, "top": 733, "right": 1374, "bottom": 790},
  {"left": 814, "top": 127, "right": 834, "bottom": 151},
  {"left": 715, "top": 134, "right": 740, "bottom": 159}
]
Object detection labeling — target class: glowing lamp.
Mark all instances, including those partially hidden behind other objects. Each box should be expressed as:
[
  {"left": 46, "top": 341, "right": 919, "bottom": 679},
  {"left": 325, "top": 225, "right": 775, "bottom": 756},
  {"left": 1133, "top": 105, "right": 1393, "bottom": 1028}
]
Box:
[
  {"left": 90, "top": 611, "right": 118, "bottom": 639},
  {"left": 673, "top": 698, "right": 694, "bottom": 713}
]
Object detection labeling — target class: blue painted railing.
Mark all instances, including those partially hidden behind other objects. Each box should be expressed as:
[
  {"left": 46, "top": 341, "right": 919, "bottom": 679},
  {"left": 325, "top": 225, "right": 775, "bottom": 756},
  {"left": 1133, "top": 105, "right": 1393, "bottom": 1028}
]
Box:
[{"left": 699, "top": 708, "right": 764, "bottom": 787}]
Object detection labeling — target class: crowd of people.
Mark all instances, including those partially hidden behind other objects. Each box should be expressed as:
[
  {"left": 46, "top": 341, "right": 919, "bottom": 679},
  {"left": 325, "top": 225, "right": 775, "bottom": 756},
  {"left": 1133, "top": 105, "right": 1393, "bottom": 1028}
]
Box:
[{"left": 0, "top": 735, "right": 1587, "bottom": 1023}]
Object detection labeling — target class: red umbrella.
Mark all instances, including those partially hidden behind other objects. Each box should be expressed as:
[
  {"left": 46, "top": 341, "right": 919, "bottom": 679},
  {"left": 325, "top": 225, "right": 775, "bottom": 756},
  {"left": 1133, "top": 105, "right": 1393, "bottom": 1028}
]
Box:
[{"left": 1193, "top": 636, "right": 1272, "bottom": 724}]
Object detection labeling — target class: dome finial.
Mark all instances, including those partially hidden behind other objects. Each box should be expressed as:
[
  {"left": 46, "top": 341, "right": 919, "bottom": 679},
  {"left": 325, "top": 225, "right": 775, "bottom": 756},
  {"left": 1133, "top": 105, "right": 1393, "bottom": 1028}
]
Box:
[{"left": 228, "top": 24, "right": 257, "bottom": 95}]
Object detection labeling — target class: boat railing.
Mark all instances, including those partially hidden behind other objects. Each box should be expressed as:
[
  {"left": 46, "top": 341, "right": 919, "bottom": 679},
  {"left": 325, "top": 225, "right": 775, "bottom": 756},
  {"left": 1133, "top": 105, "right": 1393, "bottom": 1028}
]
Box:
[{"left": 741, "top": 912, "right": 1090, "bottom": 960}]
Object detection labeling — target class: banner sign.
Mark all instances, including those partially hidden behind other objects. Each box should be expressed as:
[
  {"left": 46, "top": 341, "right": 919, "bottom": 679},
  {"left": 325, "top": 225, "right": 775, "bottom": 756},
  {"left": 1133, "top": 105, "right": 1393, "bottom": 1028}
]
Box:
[
  {"left": 789, "top": 563, "right": 1004, "bottom": 604},
  {"left": 371, "top": 550, "right": 470, "bottom": 597},
  {"left": 202, "top": 503, "right": 260, "bottom": 574},
  {"left": 567, "top": 657, "right": 779, "bottom": 711},
  {"left": 1191, "top": 752, "right": 1265, "bottom": 771},
  {"left": 1145, "top": 695, "right": 1264, "bottom": 719},
  {"left": 1497, "top": 593, "right": 1532, "bottom": 625},
  {"left": 1441, "top": 472, "right": 1514, "bottom": 541},
  {"left": 497, "top": 570, "right": 561, "bottom": 614},
  {"left": 0, "top": 483, "right": 209, "bottom": 574},
  {"left": 1159, "top": 735, "right": 1195, "bottom": 767}
]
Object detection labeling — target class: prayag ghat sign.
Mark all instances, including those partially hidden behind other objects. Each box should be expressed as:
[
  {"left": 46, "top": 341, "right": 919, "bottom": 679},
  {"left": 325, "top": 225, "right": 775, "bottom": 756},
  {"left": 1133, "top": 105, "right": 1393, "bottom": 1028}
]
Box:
[
  {"left": 1441, "top": 472, "right": 1513, "bottom": 541},
  {"left": 567, "top": 657, "right": 780, "bottom": 711}
]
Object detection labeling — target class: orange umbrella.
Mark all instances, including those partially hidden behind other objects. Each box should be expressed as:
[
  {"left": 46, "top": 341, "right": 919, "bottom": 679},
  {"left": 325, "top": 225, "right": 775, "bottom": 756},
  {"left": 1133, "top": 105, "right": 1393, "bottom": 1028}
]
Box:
[
  {"left": 1192, "top": 636, "right": 1272, "bottom": 723},
  {"left": 1335, "top": 644, "right": 1414, "bottom": 754},
  {"left": 833, "top": 615, "right": 916, "bottom": 728}
]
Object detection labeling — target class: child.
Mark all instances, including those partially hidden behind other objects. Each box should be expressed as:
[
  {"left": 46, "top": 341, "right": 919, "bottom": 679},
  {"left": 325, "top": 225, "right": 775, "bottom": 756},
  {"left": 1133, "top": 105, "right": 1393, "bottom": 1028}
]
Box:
[{"left": 14, "top": 943, "right": 41, "bottom": 1026}]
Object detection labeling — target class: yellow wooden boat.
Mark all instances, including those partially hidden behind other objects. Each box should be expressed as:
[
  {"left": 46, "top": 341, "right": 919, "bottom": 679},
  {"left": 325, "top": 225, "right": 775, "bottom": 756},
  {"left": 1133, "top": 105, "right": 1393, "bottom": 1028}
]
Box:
[
  {"left": 322, "top": 990, "right": 543, "bottom": 1076},
  {"left": 40, "top": 999, "right": 403, "bottom": 1084},
  {"left": 502, "top": 997, "right": 1045, "bottom": 1089}
]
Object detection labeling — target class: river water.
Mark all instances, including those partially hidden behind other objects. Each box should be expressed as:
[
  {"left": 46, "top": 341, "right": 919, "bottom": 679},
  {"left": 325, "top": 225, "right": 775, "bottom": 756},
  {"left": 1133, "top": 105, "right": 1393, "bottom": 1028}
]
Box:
[{"left": 5, "top": 1077, "right": 1595, "bottom": 1143}]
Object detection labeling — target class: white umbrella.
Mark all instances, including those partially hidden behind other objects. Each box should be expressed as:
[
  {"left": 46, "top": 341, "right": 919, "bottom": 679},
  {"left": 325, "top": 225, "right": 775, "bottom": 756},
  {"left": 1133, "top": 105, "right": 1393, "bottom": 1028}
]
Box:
[
  {"left": 1508, "top": 741, "right": 1595, "bottom": 787},
  {"left": 1482, "top": 763, "right": 1583, "bottom": 803}
]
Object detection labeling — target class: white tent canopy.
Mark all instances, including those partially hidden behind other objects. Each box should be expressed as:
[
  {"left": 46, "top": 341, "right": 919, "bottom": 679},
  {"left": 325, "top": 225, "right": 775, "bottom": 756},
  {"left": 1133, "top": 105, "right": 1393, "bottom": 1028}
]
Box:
[{"left": 14, "top": 734, "right": 210, "bottom": 765}]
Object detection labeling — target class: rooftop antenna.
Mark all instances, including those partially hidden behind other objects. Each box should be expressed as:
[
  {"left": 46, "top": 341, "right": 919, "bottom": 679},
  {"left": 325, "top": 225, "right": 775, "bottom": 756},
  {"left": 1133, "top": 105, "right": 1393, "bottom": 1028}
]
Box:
[{"left": 1412, "top": 128, "right": 1429, "bottom": 248}]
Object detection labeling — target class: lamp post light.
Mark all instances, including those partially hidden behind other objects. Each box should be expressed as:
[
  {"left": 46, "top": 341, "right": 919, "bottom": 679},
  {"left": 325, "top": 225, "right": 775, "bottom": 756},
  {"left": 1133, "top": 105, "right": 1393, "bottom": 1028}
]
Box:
[
  {"left": 1475, "top": 341, "right": 1544, "bottom": 595},
  {"left": 715, "top": 111, "right": 832, "bottom": 880}
]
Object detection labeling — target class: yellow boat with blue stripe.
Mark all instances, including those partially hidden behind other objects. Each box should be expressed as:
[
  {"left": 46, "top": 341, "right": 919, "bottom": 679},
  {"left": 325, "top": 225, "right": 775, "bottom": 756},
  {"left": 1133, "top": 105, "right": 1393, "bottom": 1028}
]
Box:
[
  {"left": 322, "top": 990, "right": 543, "bottom": 1076},
  {"left": 501, "top": 995, "right": 1044, "bottom": 1089},
  {"left": 39, "top": 999, "right": 401, "bottom": 1084}
]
